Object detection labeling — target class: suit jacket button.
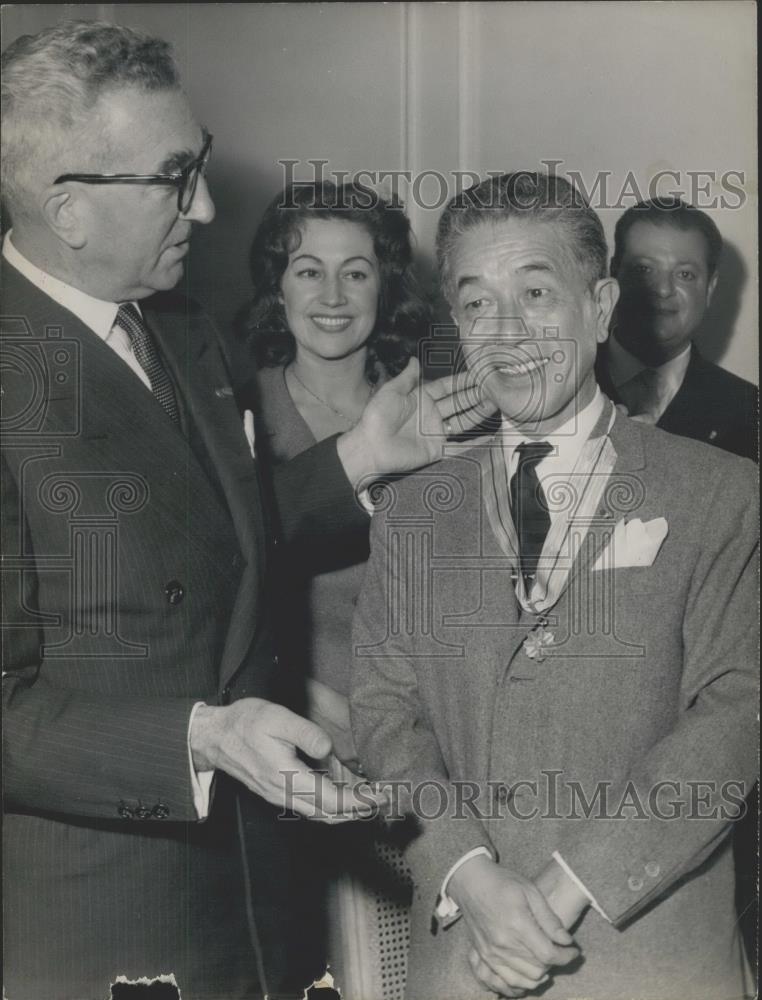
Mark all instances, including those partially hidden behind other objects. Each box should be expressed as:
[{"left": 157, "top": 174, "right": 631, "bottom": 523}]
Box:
[
  {"left": 152, "top": 803, "right": 170, "bottom": 819},
  {"left": 117, "top": 801, "right": 133, "bottom": 819},
  {"left": 165, "top": 580, "right": 185, "bottom": 605},
  {"left": 627, "top": 875, "right": 644, "bottom": 892},
  {"left": 135, "top": 804, "right": 152, "bottom": 820},
  {"left": 644, "top": 862, "right": 660, "bottom": 878},
  {"left": 220, "top": 686, "right": 232, "bottom": 705}
]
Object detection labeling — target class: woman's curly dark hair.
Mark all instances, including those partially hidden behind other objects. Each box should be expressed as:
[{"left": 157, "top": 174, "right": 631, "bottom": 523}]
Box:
[{"left": 243, "top": 181, "right": 431, "bottom": 381}]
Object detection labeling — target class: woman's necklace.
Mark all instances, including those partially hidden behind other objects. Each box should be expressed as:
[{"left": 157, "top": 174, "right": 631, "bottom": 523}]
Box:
[{"left": 288, "top": 364, "right": 376, "bottom": 426}]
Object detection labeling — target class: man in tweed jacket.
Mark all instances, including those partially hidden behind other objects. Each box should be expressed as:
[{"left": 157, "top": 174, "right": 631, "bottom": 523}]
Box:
[{"left": 351, "top": 172, "right": 757, "bottom": 999}]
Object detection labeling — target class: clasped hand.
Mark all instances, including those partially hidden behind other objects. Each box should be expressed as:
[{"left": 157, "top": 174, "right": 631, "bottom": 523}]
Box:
[{"left": 449, "top": 855, "right": 579, "bottom": 997}]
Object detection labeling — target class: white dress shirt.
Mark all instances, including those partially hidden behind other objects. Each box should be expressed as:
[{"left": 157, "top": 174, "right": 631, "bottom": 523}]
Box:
[
  {"left": 436, "top": 387, "right": 611, "bottom": 924},
  {"left": 501, "top": 385, "right": 606, "bottom": 504},
  {"left": 2, "top": 233, "right": 213, "bottom": 819},
  {"left": 607, "top": 333, "right": 691, "bottom": 422},
  {"left": 3, "top": 233, "right": 152, "bottom": 391}
]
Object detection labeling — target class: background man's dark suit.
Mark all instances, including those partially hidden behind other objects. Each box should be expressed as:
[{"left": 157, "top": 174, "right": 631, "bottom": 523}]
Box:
[
  {"left": 596, "top": 343, "right": 758, "bottom": 461},
  {"left": 1, "top": 259, "right": 365, "bottom": 999}
]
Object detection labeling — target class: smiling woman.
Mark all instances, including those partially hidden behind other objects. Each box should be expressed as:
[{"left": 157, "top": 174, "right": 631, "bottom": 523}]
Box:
[{"left": 238, "top": 180, "right": 430, "bottom": 992}]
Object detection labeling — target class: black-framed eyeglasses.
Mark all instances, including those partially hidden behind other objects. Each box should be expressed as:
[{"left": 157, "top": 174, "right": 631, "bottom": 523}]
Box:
[{"left": 55, "top": 133, "right": 213, "bottom": 214}]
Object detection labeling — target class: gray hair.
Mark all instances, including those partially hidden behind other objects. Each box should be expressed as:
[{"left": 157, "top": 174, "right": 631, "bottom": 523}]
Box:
[
  {"left": 1, "top": 20, "right": 179, "bottom": 222},
  {"left": 436, "top": 171, "right": 608, "bottom": 298}
]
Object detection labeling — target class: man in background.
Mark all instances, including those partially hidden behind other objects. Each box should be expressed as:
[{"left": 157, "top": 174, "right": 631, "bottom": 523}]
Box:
[{"left": 596, "top": 196, "right": 757, "bottom": 461}]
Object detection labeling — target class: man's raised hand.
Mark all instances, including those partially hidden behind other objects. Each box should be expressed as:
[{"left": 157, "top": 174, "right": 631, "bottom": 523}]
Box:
[{"left": 336, "top": 358, "right": 492, "bottom": 487}]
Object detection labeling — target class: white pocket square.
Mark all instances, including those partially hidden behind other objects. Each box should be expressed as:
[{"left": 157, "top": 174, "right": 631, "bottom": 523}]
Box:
[
  {"left": 592, "top": 516, "right": 668, "bottom": 571},
  {"left": 243, "top": 409, "right": 256, "bottom": 458}
]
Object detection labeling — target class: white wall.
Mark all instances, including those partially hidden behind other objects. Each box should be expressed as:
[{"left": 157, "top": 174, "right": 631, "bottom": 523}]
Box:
[{"left": 2, "top": 2, "right": 757, "bottom": 381}]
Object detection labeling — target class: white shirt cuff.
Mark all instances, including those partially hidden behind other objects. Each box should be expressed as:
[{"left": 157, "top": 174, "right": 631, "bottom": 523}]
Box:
[
  {"left": 188, "top": 701, "right": 214, "bottom": 819},
  {"left": 434, "top": 846, "right": 493, "bottom": 927},
  {"left": 551, "top": 850, "right": 611, "bottom": 922}
]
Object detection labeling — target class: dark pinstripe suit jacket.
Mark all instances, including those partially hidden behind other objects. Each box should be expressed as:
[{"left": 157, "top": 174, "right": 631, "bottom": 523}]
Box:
[{"left": 1, "top": 260, "right": 364, "bottom": 999}]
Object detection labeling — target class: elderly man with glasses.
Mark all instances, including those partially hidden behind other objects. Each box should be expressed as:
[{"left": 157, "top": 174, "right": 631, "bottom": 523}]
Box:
[{"left": 0, "top": 20, "right": 476, "bottom": 1000}]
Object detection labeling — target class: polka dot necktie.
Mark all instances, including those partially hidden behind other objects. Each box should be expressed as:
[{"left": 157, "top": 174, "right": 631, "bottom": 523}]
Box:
[
  {"left": 116, "top": 303, "right": 180, "bottom": 424},
  {"left": 510, "top": 441, "right": 553, "bottom": 589}
]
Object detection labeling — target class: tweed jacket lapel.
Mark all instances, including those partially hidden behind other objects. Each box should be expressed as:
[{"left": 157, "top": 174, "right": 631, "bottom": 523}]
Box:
[
  {"left": 556, "top": 409, "right": 648, "bottom": 607},
  {"left": 517, "top": 412, "right": 648, "bottom": 668},
  {"left": 472, "top": 409, "right": 647, "bottom": 669}
]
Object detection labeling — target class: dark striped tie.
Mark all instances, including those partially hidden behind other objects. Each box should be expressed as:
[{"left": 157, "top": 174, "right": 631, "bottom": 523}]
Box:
[
  {"left": 116, "top": 303, "right": 180, "bottom": 424},
  {"left": 510, "top": 440, "right": 553, "bottom": 589}
]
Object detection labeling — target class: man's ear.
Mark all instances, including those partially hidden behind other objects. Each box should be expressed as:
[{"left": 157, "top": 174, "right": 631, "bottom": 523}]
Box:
[
  {"left": 592, "top": 277, "right": 620, "bottom": 344},
  {"left": 706, "top": 270, "right": 719, "bottom": 307},
  {"left": 40, "top": 186, "right": 87, "bottom": 249}
]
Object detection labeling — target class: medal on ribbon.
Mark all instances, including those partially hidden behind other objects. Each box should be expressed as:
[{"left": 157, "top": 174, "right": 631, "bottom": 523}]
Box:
[{"left": 522, "top": 616, "right": 555, "bottom": 661}]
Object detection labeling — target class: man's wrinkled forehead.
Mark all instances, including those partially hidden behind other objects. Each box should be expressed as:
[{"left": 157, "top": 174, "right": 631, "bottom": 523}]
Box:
[
  {"left": 450, "top": 216, "right": 584, "bottom": 288},
  {"left": 91, "top": 85, "right": 203, "bottom": 171}
]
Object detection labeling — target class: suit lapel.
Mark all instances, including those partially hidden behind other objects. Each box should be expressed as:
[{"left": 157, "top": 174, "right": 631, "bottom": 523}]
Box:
[
  {"left": 147, "top": 307, "right": 264, "bottom": 557},
  {"left": 145, "top": 301, "right": 267, "bottom": 686},
  {"left": 56, "top": 312, "right": 241, "bottom": 575},
  {"left": 503, "top": 413, "right": 648, "bottom": 670},
  {"left": 658, "top": 346, "right": 711, "bottom": 439},
  {"left": 3, "top": 263, "right": 264, "bottom": 687},
  {"left": 559, "top": 412, "right": 647, "bottom": 578}
]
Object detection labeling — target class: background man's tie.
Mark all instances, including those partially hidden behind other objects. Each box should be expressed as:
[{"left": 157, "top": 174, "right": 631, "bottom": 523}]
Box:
[
  {"left": 510, "top": 441, "right": 553, "bottom": 589},
  {"left": 618, "top": 367, "right": 664, "bottom": 424},
  {"left": 115, "top": 302, "right": 180, "bottom": 424}
]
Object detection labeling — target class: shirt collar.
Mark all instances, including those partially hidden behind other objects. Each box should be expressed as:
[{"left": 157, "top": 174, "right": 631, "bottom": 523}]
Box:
[
  {"left": 500, "top": 386, "right": 606, "bottom": 474},
  {"left": 3, "top": 231, "right": 129, "bottom": 341},
  {"left": 608, "top": 332, "right": 691, "bottom": 396}
]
